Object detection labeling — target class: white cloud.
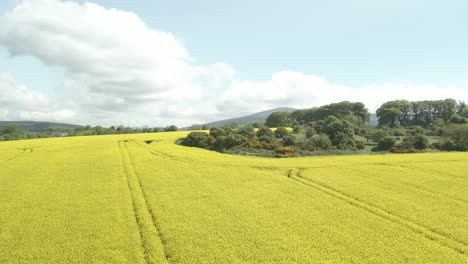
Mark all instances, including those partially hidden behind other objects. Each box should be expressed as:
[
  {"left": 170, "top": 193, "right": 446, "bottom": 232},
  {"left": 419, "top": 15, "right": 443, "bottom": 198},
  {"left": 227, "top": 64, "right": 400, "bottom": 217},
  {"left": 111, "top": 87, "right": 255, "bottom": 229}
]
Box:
[
  {"left": 0, "top": 72, "right": 74, "bottom": 121},
  {"left": 218, "top": 72, "right": 468, "bottom": 116},
  {"left": 0, "top": 0, "right": 227, "bottom": 126},
  {"left": 0, "top": 0, "right": 467, "bottom": 127}
]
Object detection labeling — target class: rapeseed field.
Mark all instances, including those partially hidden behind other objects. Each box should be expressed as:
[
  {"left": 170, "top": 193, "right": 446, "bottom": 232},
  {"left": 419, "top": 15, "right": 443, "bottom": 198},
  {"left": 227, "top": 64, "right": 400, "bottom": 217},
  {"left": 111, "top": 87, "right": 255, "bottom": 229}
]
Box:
[{"left": 0, "top": 131, "right": 466, "bottom": 263}]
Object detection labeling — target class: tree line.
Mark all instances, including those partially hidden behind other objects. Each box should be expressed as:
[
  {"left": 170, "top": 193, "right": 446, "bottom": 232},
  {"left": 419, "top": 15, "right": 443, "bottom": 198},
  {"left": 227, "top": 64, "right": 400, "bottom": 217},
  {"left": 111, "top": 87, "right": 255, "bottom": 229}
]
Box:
[
  {"left": 376, "top": 99, "right": 467, "bottom": 127},
  {"left": 0, "top": 124, "right": 179, "bottom": 141},
  {"left": 181, "top": 99, "right": 468, "bottom": 157}
]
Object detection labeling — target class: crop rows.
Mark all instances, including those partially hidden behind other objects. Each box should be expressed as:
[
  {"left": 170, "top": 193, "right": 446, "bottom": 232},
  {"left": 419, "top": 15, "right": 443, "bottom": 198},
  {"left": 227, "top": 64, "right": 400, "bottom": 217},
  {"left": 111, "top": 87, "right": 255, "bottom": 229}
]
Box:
[{"left": 0, "top": 132, "right": 466, "bottom": 263}]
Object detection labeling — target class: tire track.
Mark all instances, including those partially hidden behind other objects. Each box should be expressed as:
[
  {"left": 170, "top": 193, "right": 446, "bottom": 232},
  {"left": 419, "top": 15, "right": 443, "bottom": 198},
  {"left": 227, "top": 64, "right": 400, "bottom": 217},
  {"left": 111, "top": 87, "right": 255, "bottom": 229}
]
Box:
[
  {"left": 118, "top": 141, "right": 169, "bottom": 264},
  {"left": 398, "top": 163, "right": 467, "bottom": 180},
  {"left": 0, "top": 148, "right": 33, "bottom": 169},
  {"left": 334, "top": 166, "right": 468, "bottom": 205},
  {"left": 287, "top": 168, "right": 468, "bottom": 256}
]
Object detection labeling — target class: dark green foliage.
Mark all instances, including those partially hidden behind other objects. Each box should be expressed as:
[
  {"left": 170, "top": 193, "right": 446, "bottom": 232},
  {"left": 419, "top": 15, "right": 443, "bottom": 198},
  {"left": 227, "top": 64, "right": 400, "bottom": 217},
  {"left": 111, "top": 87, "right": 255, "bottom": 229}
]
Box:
[
  {"left": 444, "top": 124, "right": 468, "bottom": 151},
  {"left": 209, "top": 127, "right": 230, "bottom": 138},
  {"left": 323, "top": 116, "right": 355, "bottom": 149},
  {"left": 449, "top": 114, "right": 467, "bottom": 124},
  {"left": 376, "top": 99, "right": 461, "bottom": 127},
  {"left": 413, "top": 134, "right": 429, "bottom": 150},
  {"left": 282, "top": 135, "right": 296, "bottom": 146},
  {"left": 258, "top": 135, "right": 273, "bottom": 143},
  {"left": 181, "top": 132, "right": 214, "bottom": 148},
  {"left": 378, "top": 136, "right": 396, "bottom": 150},
  {"left": 213, "top": 136, "right": 227, "bottom": 151},
  {"left": 305, "top": 128, "right": 316, "bottom": 138},
  {"left": 390, "top": 138, "right": 416, "bottom": 153},
  {"left": 164, "top": 125, "right": 178, "bottom": 132},
  {"left": 370, "top": 129, "right": 390, "bottom": 143},
  {"left": 441, "top": 139, "right": 457, "bottom": 151},
  {"left": 285, "top": 101, "right": 370, "bottom": 126},
  {"left": 308, "top": 134, "right": 332, "bottom": 150},
  {"left": 237, "top": 126, "right": 256, "bottom": 139},
  {"left": 274, "top": 127, "right": 289, "bottom": 139},
  {"left": 265, "top": 112, "right": 290, "bottom": 127},
  {"left": 376, "top": 100, "right": 411, "bottom": 127},
  {"left": 410, "top": 126, "right": 425, "bottom": 136},
  {"left": 292, "top": 126, "right": 301, "bottom": 134},
  {"left": 223, "top": 134, "right": 248, "bottom": 149},
  {"left": 256, "top": 127, "right": 273, "bottom": 138}
]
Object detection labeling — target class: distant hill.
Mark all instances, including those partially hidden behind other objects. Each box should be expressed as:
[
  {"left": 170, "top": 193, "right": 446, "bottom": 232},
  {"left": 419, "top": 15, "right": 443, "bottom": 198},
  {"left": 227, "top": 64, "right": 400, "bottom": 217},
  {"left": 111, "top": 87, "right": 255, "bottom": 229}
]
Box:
[
  {"left": 200, "top": 107, "right": 297, "bottom": 128},
  {"left": 0, "top": 121, "right": 82, "bottom": 132}
]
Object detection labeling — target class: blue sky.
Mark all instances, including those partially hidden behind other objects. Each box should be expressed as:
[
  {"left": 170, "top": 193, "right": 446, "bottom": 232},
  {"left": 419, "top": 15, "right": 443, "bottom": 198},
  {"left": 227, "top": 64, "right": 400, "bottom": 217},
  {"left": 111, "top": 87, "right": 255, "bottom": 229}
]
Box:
[{"left": 0, "top": 0, "right": 467, "bottom": 126}]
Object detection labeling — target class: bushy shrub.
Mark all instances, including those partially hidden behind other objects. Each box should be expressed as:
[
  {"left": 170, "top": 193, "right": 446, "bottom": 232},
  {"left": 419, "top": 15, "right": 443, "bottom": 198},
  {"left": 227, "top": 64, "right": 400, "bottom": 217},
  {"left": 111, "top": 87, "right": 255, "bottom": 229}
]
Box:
[
  {"left": 444, "top": 124, "right": 468, "bottom": 151},
  {"left": 237, "top": 126, "right": 256, "bottom": 138},
  {"left": 378, "top": 136, "right": 396, "bottom": 150},
  {"left": 410, "top": 126, "right": 425, "bottom": 135},
  {"left": 274, "top": 127, "right": 290, "bottom": 139},
  {"left": 355, "top": 140, "right": 366, "bottom": 150},
  {"left": 308, "top": 134, "right": 332, "bottom": 150},
  {"left": 164, "top": 125, "right": 178, "bottom": 132},
  {"left": 305, "top": 128, "right": 315, "bottom": 138},
  {"left": 223, "top": 134, "right": 248, "bottom": 149},
  {"left": 450, "top": 114, "right": 467, "bottom": 124},
  {"left": 282, "top": 135, "right": 297, "bottom": 146},
  {"left": 389, "top": 138, "right": 415, "bottom": 153},
  {"left": 181, "top": 132, "right": 214, "bottom": 148},
  {"left": 209, "top": 127, "right": 230, "bottom": 138},
  {"left": 370, "top": 129, "right": 390, "bottom": 143},
  {"left": 213, "top": 136, "right": 227, "bottom": 151},
  {"left": 323, "top": 116, "right": 355, "bottom": 148},
  {"left": 256, "top": 127, "right": 273, "bottom": 138},
  {"left": 274, "top": 146, "right": 295, "bottom": 155},
  {"left": 440, "top": 139, "right": 457, "bottom": 151},
  {"left": 258, "top": 135, "right": 273, "bottom": 143},
  {"left": 429, "top": 142, "right": 441, "bottom": 150},
  {"left": 413, "top": 134, "right": 429, "bottom": 150},
  {"left": 292, "top": 126, "right": 301, "bottom": 134}
]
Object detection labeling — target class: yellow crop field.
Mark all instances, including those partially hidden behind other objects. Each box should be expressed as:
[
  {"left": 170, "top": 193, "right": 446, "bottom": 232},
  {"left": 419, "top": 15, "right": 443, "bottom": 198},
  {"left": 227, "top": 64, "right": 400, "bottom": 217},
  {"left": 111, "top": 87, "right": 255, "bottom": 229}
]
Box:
[{"left": 0, "top": 131, "right": 467, "bottom": 263}]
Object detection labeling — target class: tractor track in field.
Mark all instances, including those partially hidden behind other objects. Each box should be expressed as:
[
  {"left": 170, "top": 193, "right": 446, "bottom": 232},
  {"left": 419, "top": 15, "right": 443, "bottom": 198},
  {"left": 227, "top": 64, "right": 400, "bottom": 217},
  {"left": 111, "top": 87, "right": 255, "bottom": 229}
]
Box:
[
  {"left": 286, "top": 168, "right": 468, "bottom": 256},
  {"left": 332, "top": 166, "right": 468, "bottom": 205},
  {"left": 397, "top": 163, "right": 467, "bottom": 181},
  {"left": 0, "top": 148, "right": 33, "bottom": 169},
  {"left": 118, "top": 141, "right": 170, "bottom": 264}
]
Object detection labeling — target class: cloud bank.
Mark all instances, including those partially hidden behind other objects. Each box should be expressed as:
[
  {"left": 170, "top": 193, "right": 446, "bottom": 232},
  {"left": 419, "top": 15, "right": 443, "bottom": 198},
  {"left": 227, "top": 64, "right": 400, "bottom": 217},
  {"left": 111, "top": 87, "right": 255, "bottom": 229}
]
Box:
[{"left": 0, "top": 0, "right": 467, "bottom": 127}]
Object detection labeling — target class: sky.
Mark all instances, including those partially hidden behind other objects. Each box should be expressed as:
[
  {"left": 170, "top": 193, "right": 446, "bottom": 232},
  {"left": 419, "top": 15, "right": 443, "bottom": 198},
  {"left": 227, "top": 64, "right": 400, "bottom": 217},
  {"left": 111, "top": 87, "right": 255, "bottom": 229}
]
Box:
[{"left": 0, "top": 0, "right": 467, "bottom": 127}]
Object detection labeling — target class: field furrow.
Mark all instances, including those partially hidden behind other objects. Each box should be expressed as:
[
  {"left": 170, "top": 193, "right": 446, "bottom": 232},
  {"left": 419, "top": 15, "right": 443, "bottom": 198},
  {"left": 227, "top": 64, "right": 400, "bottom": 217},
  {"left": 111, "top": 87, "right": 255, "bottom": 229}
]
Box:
[
  {"left": 288, "top": 169, "right": 468, "bottom": 255},
  {"left": 0, "top": 148, "right": 32, "bottom": 169},
  {"left": 118, "top": 141, "right": 168, "bottom": 264}
]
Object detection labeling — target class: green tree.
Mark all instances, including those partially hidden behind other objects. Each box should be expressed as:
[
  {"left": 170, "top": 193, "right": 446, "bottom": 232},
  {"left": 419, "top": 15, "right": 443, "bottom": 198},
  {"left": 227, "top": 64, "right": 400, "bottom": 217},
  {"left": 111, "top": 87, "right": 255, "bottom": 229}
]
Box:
[
  {"left": 444, "top": 124, "right": 468, "bottom": 150},
  {"left": 265, "top": 112, "right": 290, "bottom": 127},
  {"left": 323, "top": 116, "right": 355, "bottom": 148},
  {"left": 305, "top": 127, "right": 316, "bottom": 138},
  {"left": 282, "top": 135, "right": 296, "bottom": 146},
  {"left": 256, "top": 127, "right": 273, "bottom": 138},
  {"left": 413, "top": 134, "right": 429, "bottom": 150},
  {"left": 164, "top": 125, "right": 178, "bottom": 132},
  {"left": 237, "top": 126, "right": 256, "bottom": 139},
  {"left": 378, "top": 136, "right": 396, "bottom": 150},
  {"left": 274, "top": 127, "right": 289, "bottom": 138},
  {"left": 308, "top": 134, "right": 332, "bottom": 150}
]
